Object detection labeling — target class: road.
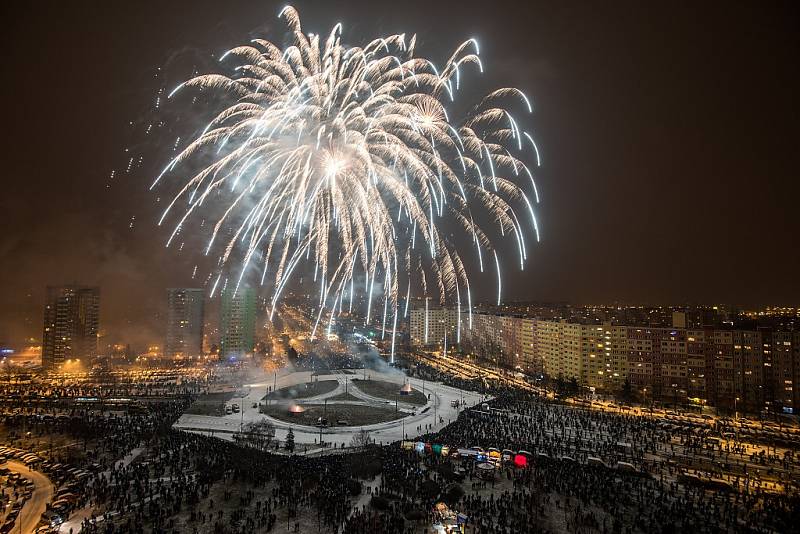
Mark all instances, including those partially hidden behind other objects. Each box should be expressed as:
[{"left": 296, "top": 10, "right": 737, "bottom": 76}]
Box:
[
  {"left": 174, "top": 368, "right": 487, "bottom": 447},
  {"left": 410, "top": 350, "right": 541, "bottom": 396},
  {"left": 7, "top": 460, "right": 53, "bottom": 534}
]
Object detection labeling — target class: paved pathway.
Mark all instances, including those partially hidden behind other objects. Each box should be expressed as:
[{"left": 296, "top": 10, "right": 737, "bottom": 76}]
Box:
[
  {"left": 286, "top": 372, "right": 421, "bottom": 412},
  {"left": 174, "top": 369, "right": 487, "bottom": 446},
  {"left": 7, "top": 460, "right": 54, "bottom": 534},
  {"left": 348, "top": 474, "right": 382, "bottom": 520},
  {"left": 58, "top": 446, "right": 146, "bottom": 533}
]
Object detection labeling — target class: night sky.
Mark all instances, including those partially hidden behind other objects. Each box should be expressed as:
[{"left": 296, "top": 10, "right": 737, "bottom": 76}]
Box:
[{"left": 1, "top": 1, "right": 798, "bottom": 347}]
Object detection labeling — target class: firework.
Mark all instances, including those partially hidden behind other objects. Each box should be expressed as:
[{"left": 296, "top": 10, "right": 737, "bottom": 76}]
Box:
[{"left": 154, "top": 6, "right": 541, "bottom": 359}]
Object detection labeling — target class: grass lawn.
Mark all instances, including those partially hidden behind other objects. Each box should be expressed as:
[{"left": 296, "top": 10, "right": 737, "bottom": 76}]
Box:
[
  {"left": 351, "top": 379, "right": 428, "bottom": 405},
  {"left": 263, "top": 380, "right": 339, "bottom": 401},
  {"left": 261, "top": 403, "right": 405, "bottom": 426}
]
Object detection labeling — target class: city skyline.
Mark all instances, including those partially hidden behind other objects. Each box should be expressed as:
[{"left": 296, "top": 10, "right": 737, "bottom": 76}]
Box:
[
  {"left": 3, "top": 282, "right": 799, "bottom": 351},
  {"left": 19, "top": 283, "right": 800, "bottom": 355},
  {"left": 0, "top": 1, "right": 798, "bottom": 347}
]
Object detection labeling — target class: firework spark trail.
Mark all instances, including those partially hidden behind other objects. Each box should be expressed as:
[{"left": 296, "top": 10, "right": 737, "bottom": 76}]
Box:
[{"left": 155, "top": 6, "right": 542, "bottom": 359}]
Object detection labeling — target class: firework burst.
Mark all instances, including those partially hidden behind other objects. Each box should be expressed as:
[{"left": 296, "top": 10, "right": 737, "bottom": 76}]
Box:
[{"left": 153, "top": 5, "right": 542, "bottom": 359}]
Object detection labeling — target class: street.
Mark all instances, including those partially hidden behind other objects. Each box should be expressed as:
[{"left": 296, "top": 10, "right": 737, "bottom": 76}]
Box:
[{"left": 6, "top": 460, "right": 53, "bottom": 534}]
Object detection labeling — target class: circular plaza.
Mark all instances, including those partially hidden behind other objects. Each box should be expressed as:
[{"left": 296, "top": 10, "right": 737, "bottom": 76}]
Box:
[{"left": 173, "top": 368, "right": 486, "bottom": 450}]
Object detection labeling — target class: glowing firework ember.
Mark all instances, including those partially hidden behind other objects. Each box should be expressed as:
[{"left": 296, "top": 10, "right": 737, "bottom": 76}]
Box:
[{"left": 154, "top": 6, "right": 542, "bottom": 359}]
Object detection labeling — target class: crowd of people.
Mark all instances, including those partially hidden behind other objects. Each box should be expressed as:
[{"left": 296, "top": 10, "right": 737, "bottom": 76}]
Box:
[
  {"left": 75, "top": 430, "right": 376, "bottom": 533},
  {"left": 0, "top": 371, "right": 209, "bottom": 411},
  {"left": 0, "top": 361, "right": 798, "bottom": 533},
  {"left": 349, "top": 386, "right": 799, "bottom": 533}
]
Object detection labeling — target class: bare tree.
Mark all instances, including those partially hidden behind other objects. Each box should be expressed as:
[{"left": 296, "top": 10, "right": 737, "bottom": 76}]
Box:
[
  {"left": 234, "top": 419, "right": 276, "bottom": 451},
  {"left": 349, "top": 428, "right": 372, "bottom": 449}
]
